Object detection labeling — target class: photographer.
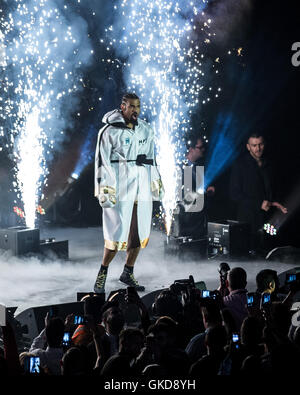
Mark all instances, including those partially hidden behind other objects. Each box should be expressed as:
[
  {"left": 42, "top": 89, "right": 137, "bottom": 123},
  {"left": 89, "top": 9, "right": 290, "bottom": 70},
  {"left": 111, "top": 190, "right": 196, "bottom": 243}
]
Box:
[
  {"left": 170, "top": 277, "right": 206, "bottom": 344},
  {"left": 221, "top": 267, "right": 249, "bottom": 332}
]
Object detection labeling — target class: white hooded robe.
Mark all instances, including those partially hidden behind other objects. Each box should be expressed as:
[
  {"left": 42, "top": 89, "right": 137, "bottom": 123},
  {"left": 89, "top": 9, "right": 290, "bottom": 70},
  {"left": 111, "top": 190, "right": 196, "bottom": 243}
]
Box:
[{"left": 94, "top": 109, "right": 162, "bottom": 251}]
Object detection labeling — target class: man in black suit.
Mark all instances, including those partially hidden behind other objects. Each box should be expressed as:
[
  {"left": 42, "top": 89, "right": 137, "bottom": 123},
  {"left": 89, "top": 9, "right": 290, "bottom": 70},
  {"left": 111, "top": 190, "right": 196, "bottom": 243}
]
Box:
[{"left": 230, "top": 133, "right": 287, "bottom": 253}]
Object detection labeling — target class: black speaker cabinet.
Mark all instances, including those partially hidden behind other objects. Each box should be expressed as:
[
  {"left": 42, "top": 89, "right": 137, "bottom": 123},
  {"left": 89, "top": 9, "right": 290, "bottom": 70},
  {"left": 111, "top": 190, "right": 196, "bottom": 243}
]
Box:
[
  {"left": 0, "top": 226, "right": 40, "bottom": 256},
  {"left": 164, "top": 235, "right": 208, "bottom": 259},
  {"left": 39, "top": 239, "right": 69, "bottom": 259},
  {"left": 208, "top": 220, "right": 251, "bottom": 257}
]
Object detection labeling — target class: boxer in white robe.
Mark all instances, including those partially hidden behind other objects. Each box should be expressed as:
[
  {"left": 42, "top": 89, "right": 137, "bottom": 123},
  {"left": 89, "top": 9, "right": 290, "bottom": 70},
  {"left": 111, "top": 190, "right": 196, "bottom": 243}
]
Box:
[{"left": 93, "top": 93, "right": 163, "bottom": 293}]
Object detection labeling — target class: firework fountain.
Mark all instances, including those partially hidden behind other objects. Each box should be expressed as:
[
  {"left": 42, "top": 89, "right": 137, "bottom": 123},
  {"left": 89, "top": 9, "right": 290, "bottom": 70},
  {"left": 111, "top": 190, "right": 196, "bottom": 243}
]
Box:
[
  {"left": 0, "top": 0, "right": 93, "bottom": 228},
  {"left": 101, "top": 0, "right": 223, "bottom": 234}
]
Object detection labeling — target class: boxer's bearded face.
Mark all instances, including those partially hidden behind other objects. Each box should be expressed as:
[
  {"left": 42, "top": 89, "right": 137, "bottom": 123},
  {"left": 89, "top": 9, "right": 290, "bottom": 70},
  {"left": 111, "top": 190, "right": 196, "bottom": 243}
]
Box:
[{"left": 121, "top": 98, "right": 140, "bottom": 126}]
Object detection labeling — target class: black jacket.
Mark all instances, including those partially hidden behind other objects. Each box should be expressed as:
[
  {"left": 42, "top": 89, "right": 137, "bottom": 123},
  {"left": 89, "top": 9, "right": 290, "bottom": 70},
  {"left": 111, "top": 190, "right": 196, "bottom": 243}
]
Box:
[{"left": 229, "top": 154, "right": 274, "bottom": 232}]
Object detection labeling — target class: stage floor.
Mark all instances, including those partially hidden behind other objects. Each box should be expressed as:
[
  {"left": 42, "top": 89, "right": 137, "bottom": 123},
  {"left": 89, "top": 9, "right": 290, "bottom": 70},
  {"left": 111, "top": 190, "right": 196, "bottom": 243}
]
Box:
[{"left": 0, "top": 226, "right": 298, "bottom": 315}]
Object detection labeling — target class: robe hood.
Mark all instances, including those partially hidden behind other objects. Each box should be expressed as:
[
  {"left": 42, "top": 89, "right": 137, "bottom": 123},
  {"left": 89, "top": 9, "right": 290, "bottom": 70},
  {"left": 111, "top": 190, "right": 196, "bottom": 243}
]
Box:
[{"left": 102, "top": 109, "right": 127, "bottom": 127}]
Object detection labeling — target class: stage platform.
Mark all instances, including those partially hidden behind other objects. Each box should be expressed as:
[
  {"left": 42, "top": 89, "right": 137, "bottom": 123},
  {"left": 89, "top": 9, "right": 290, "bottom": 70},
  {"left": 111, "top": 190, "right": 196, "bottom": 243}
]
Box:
[{"left": 0, "top": 225, "right": 299, "bottom": 315}]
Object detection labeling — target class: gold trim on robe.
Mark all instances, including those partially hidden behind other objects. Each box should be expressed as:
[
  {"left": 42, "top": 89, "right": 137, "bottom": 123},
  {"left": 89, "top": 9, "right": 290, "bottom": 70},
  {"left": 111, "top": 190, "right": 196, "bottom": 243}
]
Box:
[{"left": 104, "top": 237, "right": 149, "bottom": 251}]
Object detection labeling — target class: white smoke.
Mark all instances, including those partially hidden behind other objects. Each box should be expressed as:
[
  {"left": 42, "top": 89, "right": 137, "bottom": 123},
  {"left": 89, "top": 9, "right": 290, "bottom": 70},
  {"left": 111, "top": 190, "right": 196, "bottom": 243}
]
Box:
[{"left": 0, "top": 227, "right": 296, "bottom": 315}]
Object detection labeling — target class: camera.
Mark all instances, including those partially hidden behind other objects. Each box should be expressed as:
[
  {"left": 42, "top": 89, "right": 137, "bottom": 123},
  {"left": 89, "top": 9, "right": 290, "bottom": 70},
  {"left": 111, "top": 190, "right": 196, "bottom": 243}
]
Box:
[
  {"left": 169, "top": 275, "right": 201, "bottom": 307},
  {"left": 24, "top": 356, "right": 40, "bottom": 374}
]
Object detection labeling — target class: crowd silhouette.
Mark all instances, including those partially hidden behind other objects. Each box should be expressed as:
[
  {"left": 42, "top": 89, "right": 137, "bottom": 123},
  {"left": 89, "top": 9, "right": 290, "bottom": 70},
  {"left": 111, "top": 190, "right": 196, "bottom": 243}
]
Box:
[{"left": 1, "top": 265, "right": 300, "bottom": 379}]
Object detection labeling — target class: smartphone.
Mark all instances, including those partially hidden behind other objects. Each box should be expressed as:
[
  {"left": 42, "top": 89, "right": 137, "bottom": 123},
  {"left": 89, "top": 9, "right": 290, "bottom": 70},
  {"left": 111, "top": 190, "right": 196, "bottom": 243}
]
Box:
[
  {"left": 261, "top": 292, "right": 271, "bottom": 308},
  {"left": 62, "top": 332, "right": 72, "bottom": 347},
  {"left": 286, "top": 273, "right": 297, "bottom": 284},
  {"left": 232, "top": 333, "right": 240, "bottom": 349},
  {"left": 246, "top": 292, "right": 255, "bottom": 307},
  {"left": 202, "top": 290, "right": 210, "bottom": 298},
  {"left": 30, "top": 357, "right": 40, "bottom": 373},
  {"left": 24, "top": 356, "right": 40, "bottom": 374},
  {"left": 74, "top": 315, "right": 84, "bottom": 325}
]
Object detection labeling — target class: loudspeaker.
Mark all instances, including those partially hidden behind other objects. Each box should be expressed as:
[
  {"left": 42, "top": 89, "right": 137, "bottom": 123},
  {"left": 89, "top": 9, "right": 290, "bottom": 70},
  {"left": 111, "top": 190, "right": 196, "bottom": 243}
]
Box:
[
  {"left": 15, "top": 301, "right": 84, "bottom": 347},
  {"left": 39, "top": 239, "right": 69, "bottom": 259},
  {"left": 164, "top": 236, "right": 208, "bottom": 259},
  {"left": 0, "top": 227, "right": 40, "bottom": 255},
  {"left": 169, "top": 208, "right": 207, "bottom": 239},
  {"left": 208, "top": 220, "right": 251, "bottom": 257}
]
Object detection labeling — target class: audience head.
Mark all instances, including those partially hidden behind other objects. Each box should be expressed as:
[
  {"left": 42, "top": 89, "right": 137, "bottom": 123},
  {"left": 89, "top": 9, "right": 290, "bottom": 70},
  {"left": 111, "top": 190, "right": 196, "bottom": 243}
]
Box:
[
  {"left": 256, "top": 269, "right": 278, "bottom": 294},
  {"left": 148, "top": 321, "right": 178, "bottom": 350},
  {"left": 227, "top": 267, "right": 247, "bottom": 291},
  {"left": 61, "top": 347, "right": 86, "bottom": 376},
  {"left": 119, "top": 327, "right": 144, "bottom": 358},
  {"left": 84, "top": 294, "right": 105, "bottom": 323},
  {"left": 101, "top": 302, "right": 125, "bottom": 336},
  {"left": 241, "top": 316, "right": 263, "bottom": 347},
  {"left": 200, "top": 298, "right": 222, "bottom": 329},
  {"left": 152, "top": 290, "right": 183, "bottom": 321},
  {"left": 205, "top": 325, "right": 228, "bottom": 355},
  {"left": 45, "top": 317, "right": 65, "bottom": 348}
]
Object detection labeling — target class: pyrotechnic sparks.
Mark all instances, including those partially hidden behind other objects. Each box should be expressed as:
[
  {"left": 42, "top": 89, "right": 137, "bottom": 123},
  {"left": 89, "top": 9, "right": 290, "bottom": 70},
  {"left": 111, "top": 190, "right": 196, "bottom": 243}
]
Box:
[
  {"left": 102, "top": 0, "right": 222, "bottom": 234},
  {"left": 0, "top": 0, "right": 92, "bottom": 228}
]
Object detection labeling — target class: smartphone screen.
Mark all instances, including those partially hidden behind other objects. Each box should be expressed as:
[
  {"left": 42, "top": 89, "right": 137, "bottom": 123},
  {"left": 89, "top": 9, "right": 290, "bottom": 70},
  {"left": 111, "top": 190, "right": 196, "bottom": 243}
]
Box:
[
  {"left": 63, "top": 332, "right": 71, "bottom": 347},
  {"left": 74, "top": 315, "right": 84, "bottom": 325},
  {"left": 232, "top": 333, "right": 239, "bottom": 342},
  {"left": 261, "top": 293, "right": 271, "bottom": 306},
  {"left": 287, "top": 274, "right": 296, "bottom": 283},
  {"left": 29, "top": 357, "right": 40, "bottom": 374},
  {"left": 232, "top": 333, "right": 239, "bottom": 348},
  {"left": 202, "top": 290, "right": 210, "bottom": 298},
  {"left": 247, "top": 294, "right": 254, "bottom": 307}
]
